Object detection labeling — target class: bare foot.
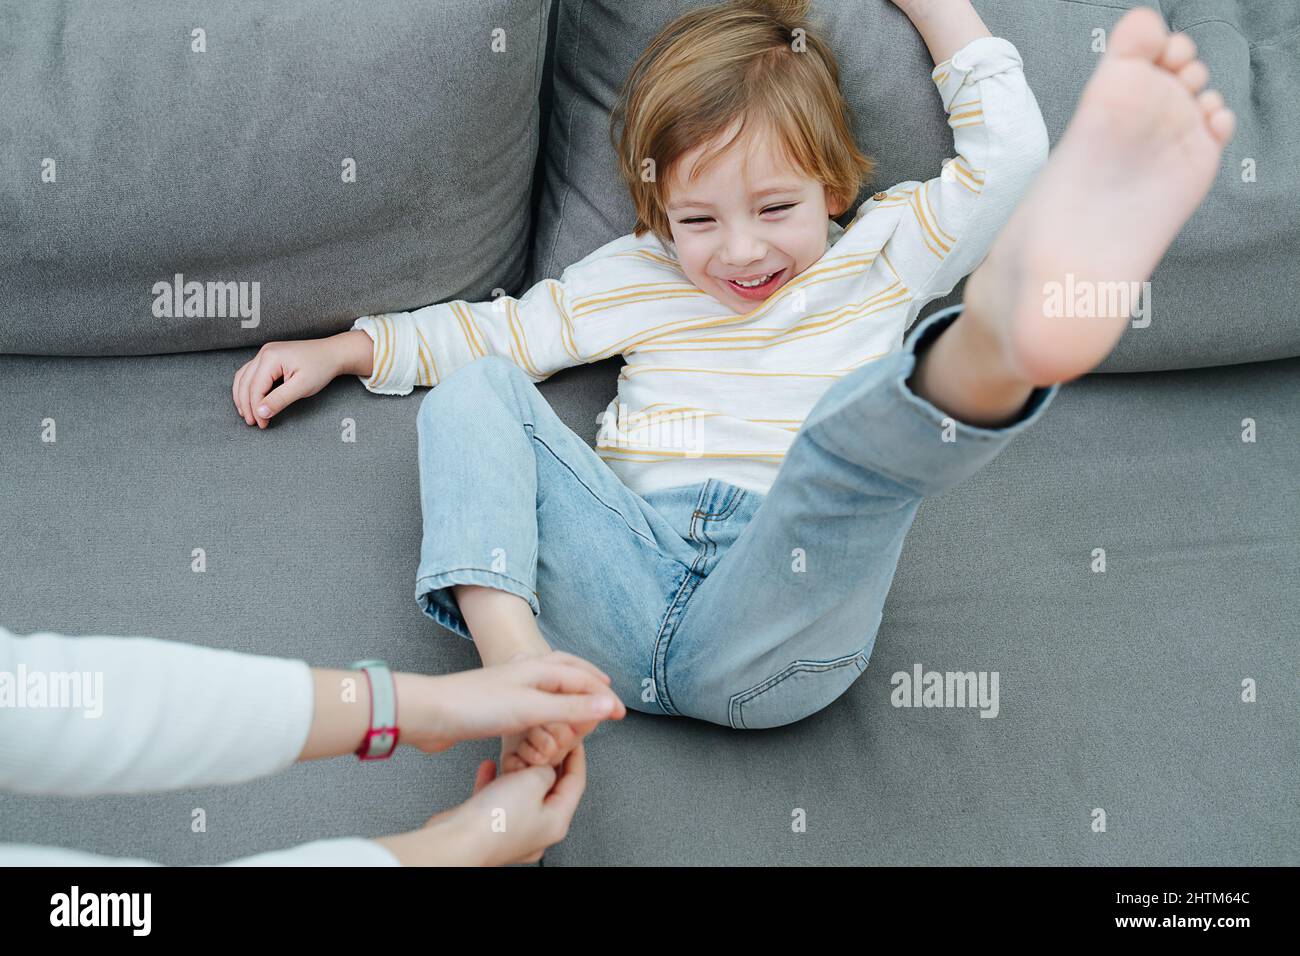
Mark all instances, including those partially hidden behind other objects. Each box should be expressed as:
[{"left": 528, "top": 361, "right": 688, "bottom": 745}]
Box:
[
  {"left": 500, "top": 723, "right": 576, "bottom": 773},
  {"left": 501, "top": 717, "right": 590, "bottom": 774},
  {"left": 963, "top": 7, "right": 1237, "bottom": 387}
]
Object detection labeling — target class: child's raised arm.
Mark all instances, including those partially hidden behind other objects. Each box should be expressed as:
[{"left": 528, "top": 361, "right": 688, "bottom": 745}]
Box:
[
  {"left": 865, "top": 3, "right": 1049, "bottom": 312},
  {"left": 889, "top": 0, "right": 991, "bottom": 65}
]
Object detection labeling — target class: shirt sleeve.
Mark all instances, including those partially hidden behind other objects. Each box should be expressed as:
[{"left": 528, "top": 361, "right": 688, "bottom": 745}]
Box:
[
  {"left": 0, "top": 626, "right": 314, "bottom": 796},
  {"left": 0, "top": 626, "right": 405, "bottom": 867},
  {"left": 351, "top": 273, "right": 593, "bottom": 396},
  {"left": 875, "top": 35, "right": 1049, "bottom": 309},
  {"left": 0, "top": 838, "right": 400, "bottom": 867}
]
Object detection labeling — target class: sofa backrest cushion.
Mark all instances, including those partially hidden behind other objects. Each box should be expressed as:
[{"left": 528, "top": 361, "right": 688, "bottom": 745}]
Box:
[{"left": 0, "top": 0, "right": 552, "bottom": 355}]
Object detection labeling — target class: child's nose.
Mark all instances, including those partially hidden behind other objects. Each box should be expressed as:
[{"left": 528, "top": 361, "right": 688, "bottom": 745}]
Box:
[{"left": 719, "top": 230, "right": 766, "bottom": 267}]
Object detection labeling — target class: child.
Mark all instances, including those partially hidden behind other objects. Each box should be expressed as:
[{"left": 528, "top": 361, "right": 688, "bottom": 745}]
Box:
[{"left": 232, "top": 1, "right": 1235, "bottom": 774}]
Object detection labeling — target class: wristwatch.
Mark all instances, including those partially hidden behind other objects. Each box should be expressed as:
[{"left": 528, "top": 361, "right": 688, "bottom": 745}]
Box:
[{"left": 350, "top": 659, "right": 400, "bottom": 760}]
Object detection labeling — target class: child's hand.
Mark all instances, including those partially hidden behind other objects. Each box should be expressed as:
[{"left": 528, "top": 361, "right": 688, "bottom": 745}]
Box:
[{"left": 232, "top": 331, "right": 368, "bottom": 428}]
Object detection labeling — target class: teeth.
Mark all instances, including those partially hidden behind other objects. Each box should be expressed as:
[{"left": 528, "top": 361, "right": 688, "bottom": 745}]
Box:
[{"left": 731, "top": 272, "right": 774, "bottom": 288}]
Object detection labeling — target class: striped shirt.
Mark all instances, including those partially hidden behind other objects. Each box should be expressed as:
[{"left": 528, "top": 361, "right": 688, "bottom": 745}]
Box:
[{"left": 353, "top": 36, "right": 1048, "bottom": 497}]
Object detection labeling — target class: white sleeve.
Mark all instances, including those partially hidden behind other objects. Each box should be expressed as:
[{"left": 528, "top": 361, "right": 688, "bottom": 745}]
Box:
[
  {"left": 219, "top": 837, "right": 400, "bottom": 866},
  {"left": 351, "top": 274, "right": 593, "bottom": 395},
  {"left": 876, "top": 36, "right": 1049, "bottom": 308},
  {"left": 0, "top": 838, "right": 400, "bottom": 867},
  {"left": 0, "top": 844, "right": 167, "bottom": 866},
  {"left": 0, "top": 626, "right": 313, "bottom": 796}
]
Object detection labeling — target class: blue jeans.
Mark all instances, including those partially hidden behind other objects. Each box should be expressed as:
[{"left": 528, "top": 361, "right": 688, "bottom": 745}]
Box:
[{"left": 414, "top": 305, "right": 1058, "bottom": 729}]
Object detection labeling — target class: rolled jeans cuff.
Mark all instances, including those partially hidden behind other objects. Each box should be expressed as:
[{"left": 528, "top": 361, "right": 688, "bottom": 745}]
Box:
[{"left": 416, "top": 568, "right": 540, "bottom": 642}]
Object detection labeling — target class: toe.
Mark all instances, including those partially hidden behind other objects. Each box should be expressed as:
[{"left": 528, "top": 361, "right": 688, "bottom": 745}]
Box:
[
  {"left": 1208, "top": 106, "right": 1237, "bottom": 144},
  {"left": 527, "top": 726, "right": 557, "bottom": 758},
  {"left": 1158, "top": 33, "right": 1197, "bottom": 71},
  {"left": 1197, "top": 89, "right": 1224, "bottom": 118},
  {"left": 1177, "top": 59, "right": 1209, "bottom": 95},
  {"left": 1107, "top": 7, "right": 1169, "bottom": 62}
]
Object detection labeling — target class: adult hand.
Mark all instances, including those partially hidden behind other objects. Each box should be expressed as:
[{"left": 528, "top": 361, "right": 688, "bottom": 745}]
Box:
[
  {"left": 396, "top": 651, "right": 627, "bottom": 754},
  {"left": 376, "top": 742, "right": 588, "bottom": 865}
]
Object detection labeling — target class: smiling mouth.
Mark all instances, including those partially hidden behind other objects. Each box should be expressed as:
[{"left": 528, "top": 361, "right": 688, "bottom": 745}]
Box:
[{"left": 724, "top": 269, "right": 785, "bottom": 296}]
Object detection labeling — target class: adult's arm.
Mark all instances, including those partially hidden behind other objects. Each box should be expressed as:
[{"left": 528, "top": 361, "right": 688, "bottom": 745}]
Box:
[{"left": 0, "top": 626, "right": 315, "bottom": 795}]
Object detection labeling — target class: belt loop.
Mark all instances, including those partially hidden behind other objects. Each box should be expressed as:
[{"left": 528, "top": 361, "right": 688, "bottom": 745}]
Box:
[{"left": 689, "top": 478, "right": 713, "bottom": 540}]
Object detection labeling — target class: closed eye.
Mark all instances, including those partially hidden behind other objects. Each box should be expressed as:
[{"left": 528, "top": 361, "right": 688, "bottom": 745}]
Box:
[{"left": 678, "top": 202, "right": 799, "bottom": 226}]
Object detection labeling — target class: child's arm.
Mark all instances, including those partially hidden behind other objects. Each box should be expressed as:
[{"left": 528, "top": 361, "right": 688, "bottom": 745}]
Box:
[
  {"left": 890, "top": 0, "right": 991, "bottom": 64},
  {"left": 350, "top": 275, "right": 590, "bottom": 396},
  {"left": 232, "top": 273, "right": 591, "bottom": 427},
  {"left": 233, "top": 332, "right": 362, "bottom": 429},
  {"left": 862, "top": 1, "right": 1049, "bottom": 311}
]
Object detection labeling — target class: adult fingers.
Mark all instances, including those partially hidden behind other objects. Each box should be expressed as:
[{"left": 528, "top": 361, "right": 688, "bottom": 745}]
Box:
[
  {"left": 479, "top": 761, "right": 555, "bottom": 802},
  {"left": 470, "top": 759, "right": 496, "bottom": 796},
  {"left": 523, "top": 660, "right": 614, "bottom": 698},
  {"left": 520, "top": 684, "right": 624, "bottom": 727},
  {"left": 500, "top": 751, "right": 529, "bottom": 774},
  {"left": 533, "top": 651, "right": 611, "bottom": 684},
  {"left": 543, "top": 741, "right": 587, "bottom": 828}
]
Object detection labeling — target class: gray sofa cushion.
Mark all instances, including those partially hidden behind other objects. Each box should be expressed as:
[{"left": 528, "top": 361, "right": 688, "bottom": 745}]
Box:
[
  {"left": 532, "top": 0, "right": 1300, "bottom": 372},
  {"left": 0, "top": 0, "right": 551, "bottom": 356},
  {"left": 0, "top": 350, "right": 1295, "bottom": 864}
]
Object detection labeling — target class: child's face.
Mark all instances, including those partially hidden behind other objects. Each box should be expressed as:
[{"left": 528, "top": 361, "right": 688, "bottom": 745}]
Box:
[{"left": 665, "top": 118, "right": 844, "bottom": 314}]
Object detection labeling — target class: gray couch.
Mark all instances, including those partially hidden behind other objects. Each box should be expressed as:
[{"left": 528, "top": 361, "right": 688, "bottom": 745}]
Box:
[{"left": 2, "top": 0, "right": 1296, "bottom": 865}]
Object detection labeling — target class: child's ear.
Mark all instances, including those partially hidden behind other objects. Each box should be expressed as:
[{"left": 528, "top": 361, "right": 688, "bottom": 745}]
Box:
[{"left": 823, "top": 187, "right": 848, "bottom": 218}]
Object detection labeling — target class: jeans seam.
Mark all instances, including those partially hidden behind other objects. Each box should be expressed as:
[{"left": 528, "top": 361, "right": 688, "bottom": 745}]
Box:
[
  {"left": 651, "top": 567, "right": 701, "bottom": 718},
  {"left": 663, "top": 485, "right": 747, "bottom": 721},
  {"left": 715, "top": 486, "right": 745, "bottom": 520},
  {"left": 729, "top": 652, "right": 867, "bottom": 730},
  {"left": 695, "top": 487, "right": 742, "bottom": 569},
  {"left": 497, "top": 363, "right": 660, "bottom": 552},
  {"left": 690, "top": 486, "right": 744, "bottom": 571},
  {"left": 696, "top": 486, "right": 743, "bottom": 520},
  {"left": 529, "top": 428, "right": 659, "bottom": 551}
]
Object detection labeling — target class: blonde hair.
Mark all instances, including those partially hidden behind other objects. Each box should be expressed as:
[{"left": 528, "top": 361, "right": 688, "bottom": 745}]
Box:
[{"left": 609, "top": 0, "right": 874, "bottom": 249}]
